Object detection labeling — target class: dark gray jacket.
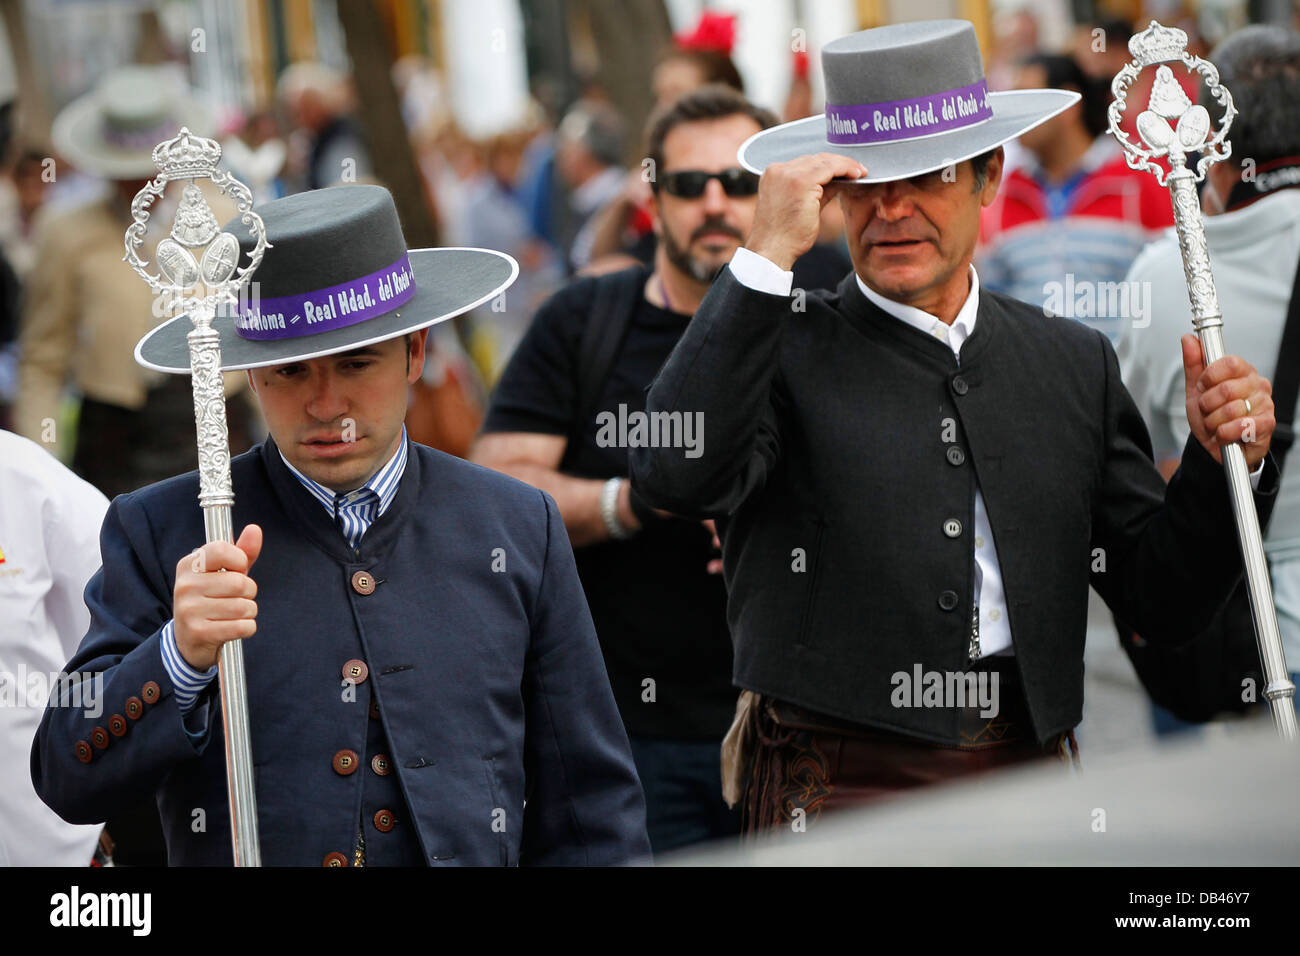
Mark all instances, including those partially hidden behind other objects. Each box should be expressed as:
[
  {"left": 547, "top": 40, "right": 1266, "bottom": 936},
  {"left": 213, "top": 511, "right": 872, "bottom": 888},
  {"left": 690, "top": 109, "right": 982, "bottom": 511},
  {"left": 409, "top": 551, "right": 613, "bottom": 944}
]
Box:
[{"left": 630, "top": 268, "right": 1278, "bottom": 745}]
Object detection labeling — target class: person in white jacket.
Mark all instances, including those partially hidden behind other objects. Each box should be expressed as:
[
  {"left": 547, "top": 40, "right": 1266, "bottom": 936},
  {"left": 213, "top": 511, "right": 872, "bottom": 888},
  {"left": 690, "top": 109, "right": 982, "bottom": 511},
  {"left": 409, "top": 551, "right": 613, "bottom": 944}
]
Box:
[{"left": 0, "top": 430, "right": 107, "bottom": 864}]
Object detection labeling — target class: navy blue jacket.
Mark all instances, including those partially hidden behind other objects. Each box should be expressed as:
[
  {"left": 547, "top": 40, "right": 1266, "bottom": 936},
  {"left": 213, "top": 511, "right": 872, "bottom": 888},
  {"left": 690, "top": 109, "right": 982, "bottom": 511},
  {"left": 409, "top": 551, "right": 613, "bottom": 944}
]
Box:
[{"left": 32, "top": 438, "right": 650, "bottom": 865}]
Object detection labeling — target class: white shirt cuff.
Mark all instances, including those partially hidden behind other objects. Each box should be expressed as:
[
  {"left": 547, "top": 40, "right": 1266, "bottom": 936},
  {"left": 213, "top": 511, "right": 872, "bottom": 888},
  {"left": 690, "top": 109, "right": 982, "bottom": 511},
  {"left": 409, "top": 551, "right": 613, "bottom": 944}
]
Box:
[
  {"left": 1249, "top": 456, "right": 1264, "bottom": 491},
  {"left": 729, "top": 247, "right": 794, "bottom": 297}
]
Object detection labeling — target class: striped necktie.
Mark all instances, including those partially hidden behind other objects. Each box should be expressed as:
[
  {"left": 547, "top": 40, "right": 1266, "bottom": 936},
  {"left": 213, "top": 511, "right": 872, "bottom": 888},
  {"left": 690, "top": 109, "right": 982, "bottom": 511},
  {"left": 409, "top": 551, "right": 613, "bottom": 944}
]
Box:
[{"left": 333, "top": 488, "right": 379, "bottom": 549}]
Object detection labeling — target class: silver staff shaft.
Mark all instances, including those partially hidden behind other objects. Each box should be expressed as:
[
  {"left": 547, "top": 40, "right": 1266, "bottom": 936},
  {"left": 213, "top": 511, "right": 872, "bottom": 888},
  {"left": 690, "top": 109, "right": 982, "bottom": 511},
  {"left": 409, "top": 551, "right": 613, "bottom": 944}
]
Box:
[
  {"left": 188, "top": 322, "right": 263, "bottom": 863},
  {"left": 123, "top": 129, "right": 269, "bottom": 862},
  {"left": 1167, "top": 166, "right": 1298, "bottom": 739}
]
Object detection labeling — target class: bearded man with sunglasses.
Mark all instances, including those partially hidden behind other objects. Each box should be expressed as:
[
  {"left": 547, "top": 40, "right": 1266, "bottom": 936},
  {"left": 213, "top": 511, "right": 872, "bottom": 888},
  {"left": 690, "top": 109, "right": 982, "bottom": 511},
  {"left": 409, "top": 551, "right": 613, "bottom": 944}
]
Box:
[{"left": 473, "top": 85, "right": 848, "bottom": 854}]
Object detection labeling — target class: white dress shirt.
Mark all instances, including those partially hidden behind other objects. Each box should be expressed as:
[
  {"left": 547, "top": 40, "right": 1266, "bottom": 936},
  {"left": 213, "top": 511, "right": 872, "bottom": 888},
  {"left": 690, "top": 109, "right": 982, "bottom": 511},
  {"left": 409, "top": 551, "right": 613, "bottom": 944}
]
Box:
[
  {"left": 729, "top": 248, "right": 1013, "bottom": 655},
  {"left": 0, "top": 431, "right": 107, "bottom": 865}
]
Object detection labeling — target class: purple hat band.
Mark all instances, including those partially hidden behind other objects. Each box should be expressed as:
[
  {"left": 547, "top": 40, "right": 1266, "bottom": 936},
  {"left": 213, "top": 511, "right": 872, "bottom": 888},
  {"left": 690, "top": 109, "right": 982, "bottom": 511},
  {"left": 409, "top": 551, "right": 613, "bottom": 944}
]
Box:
[
  {"left": 825, "top": 79, "right": 993, "bottom": 146},
  {"left": 235, "top": 253, "right": 416, "bottom": 341}
]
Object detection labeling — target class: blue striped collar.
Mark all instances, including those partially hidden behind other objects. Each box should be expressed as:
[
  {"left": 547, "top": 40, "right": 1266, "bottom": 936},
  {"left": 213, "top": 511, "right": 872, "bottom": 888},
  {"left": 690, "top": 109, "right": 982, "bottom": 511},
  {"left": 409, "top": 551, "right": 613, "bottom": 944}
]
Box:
[{"left": 278, "top": 425, "right": 409, "bottom": 523}]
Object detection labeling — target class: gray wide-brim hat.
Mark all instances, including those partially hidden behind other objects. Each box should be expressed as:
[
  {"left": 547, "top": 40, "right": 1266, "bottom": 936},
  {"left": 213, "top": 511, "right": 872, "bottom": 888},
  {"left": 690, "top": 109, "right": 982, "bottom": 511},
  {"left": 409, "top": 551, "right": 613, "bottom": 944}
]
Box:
[
  {"left": 53, "top": 64, "right": 214, "bottom": 180},
  {"left": 740, "top": 19, "right": 1080, "bottom": 183},
  {"left": 135, "top": 184, "right": 517, "bottom": 373}
]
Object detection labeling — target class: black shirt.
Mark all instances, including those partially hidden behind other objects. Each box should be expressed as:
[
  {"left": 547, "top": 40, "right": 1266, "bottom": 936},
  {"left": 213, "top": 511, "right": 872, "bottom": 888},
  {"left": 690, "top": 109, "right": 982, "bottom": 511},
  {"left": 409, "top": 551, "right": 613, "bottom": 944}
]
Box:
[{"left": 483, "top": 268, "right": 735, "bottom": 739}]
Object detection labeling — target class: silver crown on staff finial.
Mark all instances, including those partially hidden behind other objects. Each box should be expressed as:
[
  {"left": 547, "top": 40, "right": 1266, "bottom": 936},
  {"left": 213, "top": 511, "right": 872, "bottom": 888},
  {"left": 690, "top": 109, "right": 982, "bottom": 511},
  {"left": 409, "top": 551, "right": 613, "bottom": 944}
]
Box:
[
  {"left": 1107, "top": 20, "right": 1237, "bottom": 187},
  {"left": 1127, "top": 21, "right": 1191, "bottom": 66},
  {"left": 124, "top": 127, "right": 271, "bottom": 330},
  {"left": 151, "top": 127, "right": 223, "bottom": 180}
]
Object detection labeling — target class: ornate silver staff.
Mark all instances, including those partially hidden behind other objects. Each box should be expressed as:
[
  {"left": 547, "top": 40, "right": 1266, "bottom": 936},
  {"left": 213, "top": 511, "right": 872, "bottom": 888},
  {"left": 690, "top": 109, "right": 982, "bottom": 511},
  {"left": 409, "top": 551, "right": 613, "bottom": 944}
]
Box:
[
  {"left": 124, "top": 128, "right": 271, "bottom": 860},
  {"left": 1109, "top": 22, "right": 1297, "bottom": 739}
]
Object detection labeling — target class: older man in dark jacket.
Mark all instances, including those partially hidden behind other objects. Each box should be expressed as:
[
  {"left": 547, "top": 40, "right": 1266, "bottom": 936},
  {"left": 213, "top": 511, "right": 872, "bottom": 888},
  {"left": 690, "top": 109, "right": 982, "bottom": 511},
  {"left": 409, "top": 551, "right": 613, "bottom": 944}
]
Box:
[{"left": 630, "top": 20, "right": 1280, "bottom": 832}]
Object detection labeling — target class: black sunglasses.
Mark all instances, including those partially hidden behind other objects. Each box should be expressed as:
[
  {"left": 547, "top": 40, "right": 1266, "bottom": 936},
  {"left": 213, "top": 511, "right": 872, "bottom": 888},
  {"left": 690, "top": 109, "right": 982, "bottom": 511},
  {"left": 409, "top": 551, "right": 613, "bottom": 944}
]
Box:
[{"left": 656, "top": 168, "right": 760, "bottom": 198}]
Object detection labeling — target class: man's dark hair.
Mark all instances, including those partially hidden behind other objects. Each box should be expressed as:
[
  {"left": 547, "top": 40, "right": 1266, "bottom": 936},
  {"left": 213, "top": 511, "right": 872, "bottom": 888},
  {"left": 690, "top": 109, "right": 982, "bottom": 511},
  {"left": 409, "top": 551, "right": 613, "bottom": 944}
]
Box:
[
  {"left": 644, "top": 84, "right": 778, "bottom": 177},
  {"left": 970, "top": 149, "right": 997, "bottom": 191},
  {"left": 405, "top": 330, "right": 421, "bottom": 373},
  {"left": 0, "top": 103, "right": 13, "bottom": 166},
  {"left": 1095, "top": 17, "right": 1133, "bottom": 49},
  {"left": 1202, "top": 26, "right": 1300, "bottom": 166},
  {"left": 655, "top": 47, "right": 745, "bottom": 95},
  {"left": 1018, "top": 53, "right": 1109, "bottom": 138}
]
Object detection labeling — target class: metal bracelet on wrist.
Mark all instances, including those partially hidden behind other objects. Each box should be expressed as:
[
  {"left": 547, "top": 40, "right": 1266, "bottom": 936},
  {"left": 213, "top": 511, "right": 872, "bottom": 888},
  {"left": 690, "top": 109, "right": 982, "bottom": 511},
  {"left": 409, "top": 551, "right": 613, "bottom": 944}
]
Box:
[{"left": 601, "top": 477, "right": 633, "bottom": 540}]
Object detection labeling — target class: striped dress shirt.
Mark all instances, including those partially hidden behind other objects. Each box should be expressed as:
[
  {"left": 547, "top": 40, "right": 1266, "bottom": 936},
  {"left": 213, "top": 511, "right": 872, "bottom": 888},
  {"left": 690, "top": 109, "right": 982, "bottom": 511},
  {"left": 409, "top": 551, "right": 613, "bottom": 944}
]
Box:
[{"left": 161, "top": 429, "right": 410, "bottom": 713}]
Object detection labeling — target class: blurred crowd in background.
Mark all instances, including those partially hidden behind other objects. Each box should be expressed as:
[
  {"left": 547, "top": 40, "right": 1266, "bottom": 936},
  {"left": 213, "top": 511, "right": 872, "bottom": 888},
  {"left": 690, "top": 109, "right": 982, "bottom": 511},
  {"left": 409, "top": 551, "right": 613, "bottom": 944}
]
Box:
[
  {"left": 3, "top": 0, "right": 1294, "bottom": 473},
  {"left": 2, "top": 0, "right": 1299, "bottom": 865}
]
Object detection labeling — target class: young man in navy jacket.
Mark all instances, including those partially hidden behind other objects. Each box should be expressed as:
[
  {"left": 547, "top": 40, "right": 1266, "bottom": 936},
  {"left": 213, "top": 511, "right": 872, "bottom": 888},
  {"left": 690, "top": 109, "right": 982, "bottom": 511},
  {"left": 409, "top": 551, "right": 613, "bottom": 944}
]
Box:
[{"left": 32, "top": 185, "right": 649, "bottom": 865}]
